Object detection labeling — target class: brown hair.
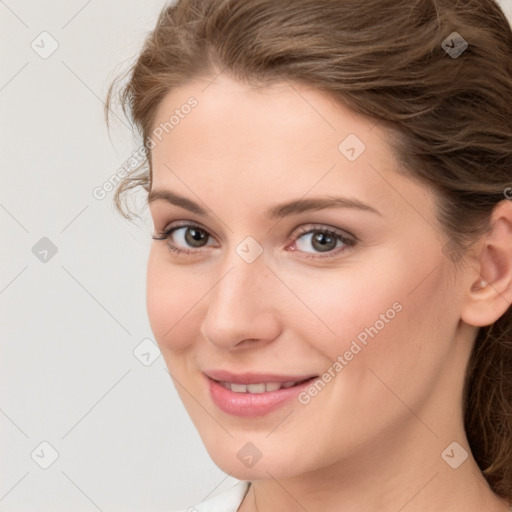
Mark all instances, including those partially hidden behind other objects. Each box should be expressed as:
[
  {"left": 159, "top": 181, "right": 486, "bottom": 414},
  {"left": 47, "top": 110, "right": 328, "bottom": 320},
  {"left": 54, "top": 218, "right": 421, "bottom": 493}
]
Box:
[{"left": 105, "top": 0, "right": 512, "bottom": 500}]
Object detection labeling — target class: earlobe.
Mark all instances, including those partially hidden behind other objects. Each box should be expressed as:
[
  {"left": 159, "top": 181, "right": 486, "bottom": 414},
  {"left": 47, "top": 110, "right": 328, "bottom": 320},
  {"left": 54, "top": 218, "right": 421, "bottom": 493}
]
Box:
[
  {"left": 461, "top": 199, "right": 512, "bottom": 327},
  {"left": 470, "top": 279, "right": 488, "bottom": 292}
]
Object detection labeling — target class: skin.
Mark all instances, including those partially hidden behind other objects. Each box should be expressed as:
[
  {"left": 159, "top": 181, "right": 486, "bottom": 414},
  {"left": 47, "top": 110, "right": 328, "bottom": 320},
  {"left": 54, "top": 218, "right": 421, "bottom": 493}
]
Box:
[{"left": 146, "top": 74, "right": 512, "bottom": 512}]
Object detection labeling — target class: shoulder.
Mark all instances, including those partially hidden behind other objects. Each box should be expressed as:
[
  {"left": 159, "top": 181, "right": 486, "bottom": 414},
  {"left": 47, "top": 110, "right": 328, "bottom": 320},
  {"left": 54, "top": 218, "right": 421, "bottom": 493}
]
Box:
[{"left": 174, "top": 481, "right": 251, "bottom": 512}]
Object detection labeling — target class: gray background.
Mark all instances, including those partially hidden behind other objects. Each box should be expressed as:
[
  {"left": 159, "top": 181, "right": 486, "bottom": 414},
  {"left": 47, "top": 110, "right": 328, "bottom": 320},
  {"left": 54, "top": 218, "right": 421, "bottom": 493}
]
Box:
[{"left": 1, "top": 1, "right": 511, "bottom": 510}]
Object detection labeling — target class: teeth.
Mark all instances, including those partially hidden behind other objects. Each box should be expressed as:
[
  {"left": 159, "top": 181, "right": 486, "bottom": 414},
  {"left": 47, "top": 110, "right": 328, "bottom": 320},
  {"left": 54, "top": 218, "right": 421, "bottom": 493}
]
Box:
[
  {"left": 221, "top": 381, "right": 299, "bottom": 393},
  {"left": 247, "top": 383, "right": 266, "bottom": 394},
  {"left": 230, "top": 383, "right": 248, "bottom": 393}
]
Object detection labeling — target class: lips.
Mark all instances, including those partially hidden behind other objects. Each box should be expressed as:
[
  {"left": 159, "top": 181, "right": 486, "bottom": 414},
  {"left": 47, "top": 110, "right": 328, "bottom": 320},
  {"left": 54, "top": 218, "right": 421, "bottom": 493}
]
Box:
[
  {"left": 219, "top": 381, "right": 302, "bottom": 393},
  {"left": 203, "top": 370, "right": 318, "bottom": 417},
  {"left": 204, "top": 369, "right": 317, "bottom": 385}
]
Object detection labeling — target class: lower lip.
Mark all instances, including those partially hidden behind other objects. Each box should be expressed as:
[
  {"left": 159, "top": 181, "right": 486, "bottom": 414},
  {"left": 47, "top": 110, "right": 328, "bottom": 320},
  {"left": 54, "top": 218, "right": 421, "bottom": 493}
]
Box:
[{"left": 207, "top": 376, "right": 316, "bottom": 417}]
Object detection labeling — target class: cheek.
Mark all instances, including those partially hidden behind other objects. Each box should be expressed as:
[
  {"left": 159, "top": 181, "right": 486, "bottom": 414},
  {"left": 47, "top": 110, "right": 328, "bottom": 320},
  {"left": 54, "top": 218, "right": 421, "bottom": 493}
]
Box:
[
  {"left": 281, "top": 260, "right": 409, "bottom": 361},
  {"left": 285, "top": 259, "right": 455, "bottom": 452},
  {"left": 287, "top": 248, "right": 452, "bottom": 385},
  {"left": 146, "top": 248, "right": 203, "bottom": 355},
  {"left": 344, "top": 267, "right": 453, "bottom": 418}
]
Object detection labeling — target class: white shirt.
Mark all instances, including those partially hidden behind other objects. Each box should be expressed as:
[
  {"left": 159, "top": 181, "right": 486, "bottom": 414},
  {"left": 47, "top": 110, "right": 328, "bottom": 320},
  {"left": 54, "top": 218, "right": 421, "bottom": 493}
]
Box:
[{"left": 175, "top": 481, "right": 250, "bottom": 512}]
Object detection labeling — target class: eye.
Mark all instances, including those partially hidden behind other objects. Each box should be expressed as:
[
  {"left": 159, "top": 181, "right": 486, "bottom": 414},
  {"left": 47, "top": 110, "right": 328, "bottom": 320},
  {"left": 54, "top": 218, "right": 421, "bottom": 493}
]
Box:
[
  {"left": 152, "top": 222, "right": 216, "bottom": 254},
  {"left": 152, "top": 222, "right": 356, "bottom": 259},
  {"left": 289, "top": 225, "right": 356, "bottom": 257}
]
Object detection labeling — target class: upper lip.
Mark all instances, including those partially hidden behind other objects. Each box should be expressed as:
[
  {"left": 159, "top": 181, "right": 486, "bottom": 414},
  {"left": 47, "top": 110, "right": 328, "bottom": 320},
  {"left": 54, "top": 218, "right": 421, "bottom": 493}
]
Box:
[{"left": 203, "top": 370, "right": 318, "bottom": 385}]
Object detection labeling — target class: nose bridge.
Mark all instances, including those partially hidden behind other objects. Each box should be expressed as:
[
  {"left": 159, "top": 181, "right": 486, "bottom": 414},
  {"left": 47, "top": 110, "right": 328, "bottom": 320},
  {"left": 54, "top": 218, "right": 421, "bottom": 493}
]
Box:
[
  {"left": 212, "top": 244, "right": 269, "bottom": 316},
  {"left": 200, "top": 242, "right": 280, "bottom": 347},
  {"left": 219, "top": 233, "right": 272, "bottom": 300}
]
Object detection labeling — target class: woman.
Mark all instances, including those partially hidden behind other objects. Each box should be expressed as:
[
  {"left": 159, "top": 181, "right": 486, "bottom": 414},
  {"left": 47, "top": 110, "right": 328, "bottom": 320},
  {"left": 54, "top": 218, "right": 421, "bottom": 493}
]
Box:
[{"left": 105, "top": 0, "right": 512, "bottom": 510}]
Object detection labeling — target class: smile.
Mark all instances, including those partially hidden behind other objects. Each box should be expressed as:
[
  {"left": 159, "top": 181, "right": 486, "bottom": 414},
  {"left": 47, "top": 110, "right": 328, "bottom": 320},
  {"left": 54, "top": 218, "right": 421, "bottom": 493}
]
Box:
[
  {"left": 218, "top": 380, "right": 308, "bottom": 393},
  {"left": 204, "top": 371, "right": 318, "bottom": 417}
]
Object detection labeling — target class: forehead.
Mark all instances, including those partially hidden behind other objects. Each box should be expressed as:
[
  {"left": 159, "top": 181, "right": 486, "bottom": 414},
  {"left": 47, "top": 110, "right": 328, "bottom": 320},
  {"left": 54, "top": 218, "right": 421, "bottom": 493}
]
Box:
[
  {"left": 149, "top": 74, "right": 437, "bottom": 226},
  {"left": 151, "top": 74, "right": 373, "bottom": 160}
]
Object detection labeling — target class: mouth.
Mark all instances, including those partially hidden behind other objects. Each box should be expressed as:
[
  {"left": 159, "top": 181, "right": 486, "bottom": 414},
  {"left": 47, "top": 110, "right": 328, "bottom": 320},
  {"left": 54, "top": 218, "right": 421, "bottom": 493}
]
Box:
[
  {"left": 203, "top": 370, "right": 318, "bottom": 417},
  {"left": 216, "top": 378, "right": 313, "bottom": 393}
]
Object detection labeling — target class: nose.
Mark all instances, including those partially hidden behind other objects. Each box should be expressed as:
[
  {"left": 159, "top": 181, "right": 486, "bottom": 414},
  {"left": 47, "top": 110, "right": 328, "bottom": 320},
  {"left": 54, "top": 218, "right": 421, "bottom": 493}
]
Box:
[{"left": 199, "top": 250, "right": 282, "bottom": 350}]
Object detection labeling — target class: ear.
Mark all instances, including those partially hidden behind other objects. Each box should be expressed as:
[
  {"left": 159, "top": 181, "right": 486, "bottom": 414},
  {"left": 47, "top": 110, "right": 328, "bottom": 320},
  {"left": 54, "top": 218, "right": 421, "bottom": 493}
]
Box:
[{"left": 460, "top": 198, "right": 512, "bottom": 327}]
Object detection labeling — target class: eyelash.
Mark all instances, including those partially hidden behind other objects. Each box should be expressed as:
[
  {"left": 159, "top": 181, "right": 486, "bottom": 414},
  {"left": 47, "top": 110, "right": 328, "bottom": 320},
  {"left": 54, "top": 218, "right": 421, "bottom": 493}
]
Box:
[{"left": 151, "top": 221, "right": 357, "bottom": 259}]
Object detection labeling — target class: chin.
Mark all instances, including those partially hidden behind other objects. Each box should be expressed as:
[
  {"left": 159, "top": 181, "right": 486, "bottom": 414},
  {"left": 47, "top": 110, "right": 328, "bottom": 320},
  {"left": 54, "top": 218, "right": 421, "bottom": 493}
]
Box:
[
  {"left": 212, "top": 454, "right": 291, "bottom": 481},
  {"left": 202, "top": 436, "right": 308, "bottom": 481}
]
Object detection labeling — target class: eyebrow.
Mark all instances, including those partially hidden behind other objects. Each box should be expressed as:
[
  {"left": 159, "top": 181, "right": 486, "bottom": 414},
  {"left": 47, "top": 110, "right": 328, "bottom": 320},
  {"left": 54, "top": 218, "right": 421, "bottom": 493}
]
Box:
[{"left": 147, "top": 189, "right": 382, "bottom": 219}]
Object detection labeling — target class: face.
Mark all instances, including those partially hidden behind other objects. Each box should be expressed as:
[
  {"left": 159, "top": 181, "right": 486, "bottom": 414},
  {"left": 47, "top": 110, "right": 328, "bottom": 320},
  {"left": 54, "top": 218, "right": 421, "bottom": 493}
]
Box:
[{"left": 146, "top": 74, "right": 471, "bottom": 480}]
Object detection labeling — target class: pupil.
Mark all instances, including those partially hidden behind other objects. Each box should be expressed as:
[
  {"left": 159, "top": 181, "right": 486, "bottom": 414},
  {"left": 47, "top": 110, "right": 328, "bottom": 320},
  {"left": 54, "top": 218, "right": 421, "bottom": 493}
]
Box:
[
  {"left": 312, "top": 232, "right": 336, "bottom": 252},
  {"left": 185, "top": 228, "right": 207, "bottom": 247}
]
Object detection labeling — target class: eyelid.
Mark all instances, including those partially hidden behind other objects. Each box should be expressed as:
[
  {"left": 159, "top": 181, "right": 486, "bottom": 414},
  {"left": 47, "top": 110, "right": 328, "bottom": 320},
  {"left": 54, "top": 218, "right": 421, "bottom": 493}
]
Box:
[
  {"left": 153, "top": 220, "right": 219, "bottom": 250},
  {"left": 288, "top": 223, "right": 357, "bottom": 244},
  {"left": 152, "top": 220, "right": 357, "bottom": 257},
  {"left": 156, "top": 221, "right": 357, "bottom": 241},
  {"left": 162, "top": 219, "right": 212, "bottom": 234},
  {"left": 285, "top": 223, "right": 356, "bottom": 258}
]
